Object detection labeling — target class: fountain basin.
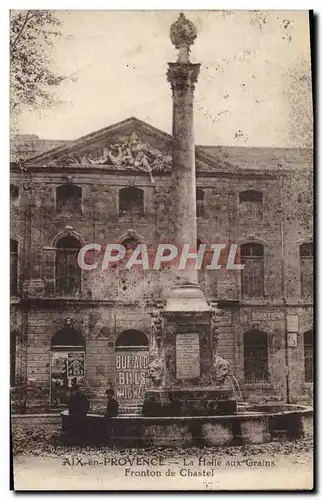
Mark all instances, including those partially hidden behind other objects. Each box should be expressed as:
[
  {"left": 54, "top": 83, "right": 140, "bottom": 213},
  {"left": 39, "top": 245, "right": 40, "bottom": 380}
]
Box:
[
  {"left": 142, "top": 387, "right": 237, "bottom": 417},
  {"left": 60, "top": 404, "right": 312, "bottom": 447}
]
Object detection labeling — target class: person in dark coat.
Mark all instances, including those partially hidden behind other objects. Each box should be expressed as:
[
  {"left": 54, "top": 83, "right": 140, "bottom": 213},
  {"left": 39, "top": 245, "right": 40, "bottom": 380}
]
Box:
[
  {"left": 52, "top": 380, "right": 61, "bottom": 407},
  {"left": 104, "top": 388, "right": 118, "bottom": 444},
  {"left": 104, "top": 388, "right": 119, "bottom": 417},
  {"left": 67, "top": 379, "right": 90, "bottom": 444}
]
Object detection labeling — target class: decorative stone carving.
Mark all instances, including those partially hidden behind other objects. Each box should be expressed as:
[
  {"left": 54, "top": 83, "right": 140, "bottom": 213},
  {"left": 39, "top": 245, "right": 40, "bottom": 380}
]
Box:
[
  {"left": 117, "top": 228, "right": 144, "bottom": 244},
  {"left": 212, "top": 355, "right": 230, "bottom": 385},
  {"left": 151, "top": 308, "right": 163, "bottom": 348},
  {"left": 53, "top": 133, "right": 172, "bottom": 183},
  {"left": 23, "top": 182, "right": 35, "bottom": 194},
  {"left": 53, "top": 315, "right": 84, "bottom": 335},
  {"left": 148, "top": 354, "right": 165, "bottom": 387},
  {"left": 65, "top": 316, "right": 74, "bottom": 327},
  {"left": 61, "top": 175, "right": 74, "bottom": 184},
  {"left": 167, "top": 63, "right": 200, "bottom": 93},
  {"left": 170, "top": 12, "right": 197, "bottom": 63},
  {"left": 210, "top": 301, "right": 221, "bottom": 344}
]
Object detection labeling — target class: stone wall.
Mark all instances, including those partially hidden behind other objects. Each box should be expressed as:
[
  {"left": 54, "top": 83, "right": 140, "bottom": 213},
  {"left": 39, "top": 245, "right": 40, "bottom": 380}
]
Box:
[{"left": 10, "top": 153, "right": 313, "bottom": 409}]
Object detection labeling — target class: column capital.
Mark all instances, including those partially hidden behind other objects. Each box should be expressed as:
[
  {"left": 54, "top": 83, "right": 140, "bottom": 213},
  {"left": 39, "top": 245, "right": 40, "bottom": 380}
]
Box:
[{"left": 167, "top": 62, "right": 200, "bottom": 93}]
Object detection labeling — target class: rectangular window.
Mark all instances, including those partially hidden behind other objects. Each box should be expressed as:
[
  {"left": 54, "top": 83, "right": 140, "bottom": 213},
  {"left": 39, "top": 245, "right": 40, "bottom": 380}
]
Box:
[
  {"left": 196, "top": 189, "right": 205, "bottom": 217},
  {"left": 304, "top": 331, "right": 313, "bottom": 383},
  {"left": 244, "top": 331, "right": 268, "bottom": 384},
  {"left": 300, "top": 244, "right": 313, "bottom": 300},
  {"left": 239, "top": 191, "right": 263, "bottom": 220},
  {"left": 119, "top": 187, "right": 144, "bottom": 218},
  {"left": 241, "top": 243, "right": 264, "bottom": 298},
  {"left": 304, "top": 345, "right": 313, "bottom": 383},
  {"left": 241, "top": 258, "right": 264, "bottom": 297},
  {"left": 10, "top": 333, "right": 16, "bottom": 386},
  {"left": 56, "top": 185, "right": 82, "bottom": 214},
  {"left": 301, "top": 261, "right": 313, "bottom": 299},
  {"left": 244, "top": 347, "right": 268, "bottom": 383},
  {"left": 10, "top": 240, "right": 18, "bottom": 296},
  {"left": 56, "top": 249, "right": 81, "bottom": 296}
]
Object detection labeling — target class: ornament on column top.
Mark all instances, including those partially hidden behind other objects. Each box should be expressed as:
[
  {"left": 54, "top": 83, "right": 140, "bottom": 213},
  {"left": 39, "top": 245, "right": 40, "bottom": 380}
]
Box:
[
  {"left": 170, "top": 12, "right": 197, "bottom": 63},
  {"left": 168, "top": 13, "right": 200, "bottom": 93}
]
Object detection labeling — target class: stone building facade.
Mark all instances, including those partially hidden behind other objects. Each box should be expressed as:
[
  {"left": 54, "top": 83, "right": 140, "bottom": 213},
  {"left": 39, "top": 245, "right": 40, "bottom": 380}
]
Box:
[
  {"left": 10, "top": 117, "right": 313, "bottom": 413},
  {"left": 10, "top": 134, "right": 68, "bottom": 162}
]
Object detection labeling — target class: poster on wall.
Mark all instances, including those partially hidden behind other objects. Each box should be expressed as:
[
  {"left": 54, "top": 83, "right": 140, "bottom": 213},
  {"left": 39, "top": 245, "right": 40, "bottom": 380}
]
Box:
[
  {"left": 67, "top": 352, "right": 85, "bottom": 378},
  {"left": 50, "top": 351, "right": 85, "bottom": 405},
  {"left": 115, "top": 350, "right": 149, "bottom": 410}
]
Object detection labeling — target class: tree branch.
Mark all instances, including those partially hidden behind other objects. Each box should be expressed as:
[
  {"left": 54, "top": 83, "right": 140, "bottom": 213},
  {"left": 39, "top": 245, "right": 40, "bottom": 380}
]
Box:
[{"left": 10, "top": 11, "right": 38, "bottom": 50}]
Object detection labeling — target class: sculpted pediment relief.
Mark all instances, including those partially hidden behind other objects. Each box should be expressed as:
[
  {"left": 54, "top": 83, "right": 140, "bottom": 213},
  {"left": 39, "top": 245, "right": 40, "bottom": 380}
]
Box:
[
  {"left": 53, "top": 142, "right": 227, "bottom": 176},
  {"left": 24, "top": 117, "right": 235, "bottom": 175},
  {"left": 49, "top": 132, "right": 172, "bottom": 175}
]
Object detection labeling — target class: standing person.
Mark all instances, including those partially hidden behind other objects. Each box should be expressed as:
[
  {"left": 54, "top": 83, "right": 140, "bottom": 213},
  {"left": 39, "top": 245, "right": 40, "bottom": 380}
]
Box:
[
  {"left": 69, "top": 377, "right": 78, "bottom": 394},
  {"left": 104, "top": 388, "right": 119, "bottom": 445},
  {"left": 67, "top": 379, "right": 90, "bottom": 444},
  {"left": 104, "top": 388, "right": 119, "bottom": 417},
  {"left": 52, "top": 380, "right": 61, "bottom": 407}
]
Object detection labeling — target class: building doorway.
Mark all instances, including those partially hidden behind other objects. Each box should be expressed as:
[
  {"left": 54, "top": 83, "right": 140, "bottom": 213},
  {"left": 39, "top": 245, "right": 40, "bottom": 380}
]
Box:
[
  {"left": 50, "top": 327, "right": 86, "bottom": 406},
  {"left": 115, "top": 330, "right": 149, "bottom": 413}
]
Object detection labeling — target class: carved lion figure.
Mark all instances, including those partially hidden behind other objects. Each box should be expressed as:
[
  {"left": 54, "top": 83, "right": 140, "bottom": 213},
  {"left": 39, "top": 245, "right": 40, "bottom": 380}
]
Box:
[
  {"left": 148, "top": 355, "right": 164, "bottom": 386},
  {"left": 213, "top": 355, "right": 230, "bottom": 385}
]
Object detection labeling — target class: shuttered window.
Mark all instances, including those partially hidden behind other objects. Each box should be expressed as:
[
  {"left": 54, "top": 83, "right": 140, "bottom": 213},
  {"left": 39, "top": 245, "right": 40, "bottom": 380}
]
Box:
[{"left": 241, "top": 243, "right": 264, "bottom": 298}]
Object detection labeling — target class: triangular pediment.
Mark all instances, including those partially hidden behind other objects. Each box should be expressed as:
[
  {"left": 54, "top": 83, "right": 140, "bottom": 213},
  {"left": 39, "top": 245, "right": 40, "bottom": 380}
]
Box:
[
  {"left": 23, "top": 116, "right": 236, "bottom": 174},
  {"left": 25, "top": 117, "right": 173, "bottom": 171}
]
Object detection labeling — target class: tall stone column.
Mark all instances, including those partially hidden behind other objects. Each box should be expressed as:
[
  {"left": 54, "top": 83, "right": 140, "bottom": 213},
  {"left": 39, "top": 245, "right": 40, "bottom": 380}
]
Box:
[
  {"left": 165, "top": 13, "right": 210, "bottom": 312},
  {"left": 167, "top": 62, "right": 200, "bottom": 267}
]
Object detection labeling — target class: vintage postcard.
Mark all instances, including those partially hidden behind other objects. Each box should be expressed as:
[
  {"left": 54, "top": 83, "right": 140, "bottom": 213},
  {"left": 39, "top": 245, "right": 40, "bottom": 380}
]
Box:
[{"left": 10, "top": 10, "right": 313, "bottom": 491}]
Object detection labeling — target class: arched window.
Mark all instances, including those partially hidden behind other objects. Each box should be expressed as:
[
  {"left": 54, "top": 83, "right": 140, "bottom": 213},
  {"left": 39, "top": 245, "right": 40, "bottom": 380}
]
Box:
[
  {"left": 304, "top": 330, "right": 313, "bottom": 383},
  {"left": 196, "top": 188, "right": 205, "bottom": 217},
  {"left": 119, "top": 187, "right": 144, "bottom": 217},
  {"left": 51, "top": 327, "right": 85, "bottom": 405},
  {"left": 55, "top": 236, "right": 81, "bottom": 296},
  {"left": 244, "top": 330, "right": 268, "bottom": 383},
  {"left": 56, "top": 184, "right": 82, "bottom": 214},
  {"left": 300, "top": 243, "right": 313, "bottom": 299},
  {"left": 240, "top": 243, "right": 264, "bottom": 298},
  {"left": 115, "top": 329, "right": 149, "bottom": 347},
  {"left": 10, "top": 330, "right": 17, "bottom": 386},
  {"left": 239, "top": 190, "right": 263, "bottom": 219},
  {"left": 10, "top": 184, "right": 19, "bottom": 204},
  {"left": 51, "top": 327, "right": 86, "bottom": 348},
  {"left": 10, "top": 239, "right": 18, "bottom": 296}
]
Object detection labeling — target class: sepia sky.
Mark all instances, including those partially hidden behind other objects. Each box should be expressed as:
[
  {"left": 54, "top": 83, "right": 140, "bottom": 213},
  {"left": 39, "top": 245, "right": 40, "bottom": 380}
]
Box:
[{"left": 16, "top": 10, "right": 313, "bottom": 148}]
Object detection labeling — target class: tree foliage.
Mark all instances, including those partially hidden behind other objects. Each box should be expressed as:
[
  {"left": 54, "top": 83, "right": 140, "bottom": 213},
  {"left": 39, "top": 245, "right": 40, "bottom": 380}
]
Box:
[{"left": 10, "top": 10, "right": 67, "bottom": 118}]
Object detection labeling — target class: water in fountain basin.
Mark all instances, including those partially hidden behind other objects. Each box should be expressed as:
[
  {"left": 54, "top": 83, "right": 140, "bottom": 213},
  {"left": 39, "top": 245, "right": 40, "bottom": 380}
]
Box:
[{"left": 229, "top": 375, "right": 244, "bottom": 403}]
